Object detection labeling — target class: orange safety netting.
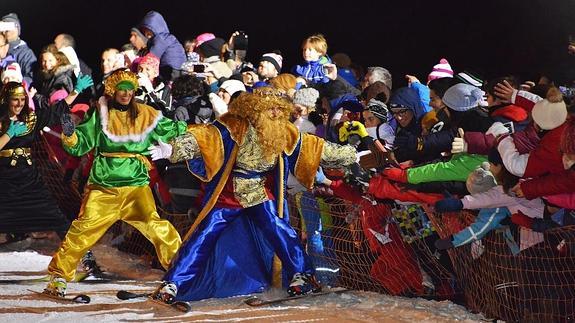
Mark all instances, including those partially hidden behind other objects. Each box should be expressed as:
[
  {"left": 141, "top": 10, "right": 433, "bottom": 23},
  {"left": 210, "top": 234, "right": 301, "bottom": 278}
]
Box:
[{"left": 34, "top": 139, "right": 575, "bottom": 321}]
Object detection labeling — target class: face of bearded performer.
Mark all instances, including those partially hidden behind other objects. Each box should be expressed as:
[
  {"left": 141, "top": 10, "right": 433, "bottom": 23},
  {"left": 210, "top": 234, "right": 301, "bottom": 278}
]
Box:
[{"left": 250, "top": 104, "right": 290, "bottom": 162}]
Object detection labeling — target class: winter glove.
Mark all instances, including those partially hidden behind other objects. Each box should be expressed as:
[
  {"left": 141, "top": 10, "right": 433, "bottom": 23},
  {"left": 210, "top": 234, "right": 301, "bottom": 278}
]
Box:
[
  {"left": 345, "top": 121, "right": 369, "bottom": 138},
  {"left": 208, "top": 92, "right": 228, "bottom": 118},
  {"left": 382, "top": 167, "right": 408, "bottom": 183},
  {"left": 174, "top": 106, "right": 190, "bottom": 122},
  {"left": 148, "top": 139, "right": 173, "bottom": 161},
  {"left": 61, "top": 113, "right": 75, "bottom": 137},
  {"left": 315, "top": 167, "right": 327, "bottom": 185},
  {"left": 434, "top": 198, "right": 464, "bottom": 213},
  {"left": 486, "top": 122, "right": 510, "bottom": 137},
  {"left": 435, "top": 237, "right": 455, "bottom": 250},
  {"left": 451, "top": 128, "right": 468, "bottom": 154},
  {"left": 74, "top": 74, "right": 94, "bottom": 94},
  {"left": 5, "top": 120, "right": 27, "bottom": 138}
]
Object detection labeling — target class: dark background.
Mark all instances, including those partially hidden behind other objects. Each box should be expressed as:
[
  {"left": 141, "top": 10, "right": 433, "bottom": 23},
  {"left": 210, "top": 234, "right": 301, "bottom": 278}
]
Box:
[{"left": 2, "top": 0, "right": 575, "bottom": 86}]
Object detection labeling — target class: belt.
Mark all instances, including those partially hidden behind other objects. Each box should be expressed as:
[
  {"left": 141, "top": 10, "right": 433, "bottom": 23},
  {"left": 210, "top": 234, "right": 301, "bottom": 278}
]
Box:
[
  {"left": 100, "top": 152, "right": 152, "bottom": 170},
  {"left": 0, "top": 147, "right": 32, "bottom": 166}
]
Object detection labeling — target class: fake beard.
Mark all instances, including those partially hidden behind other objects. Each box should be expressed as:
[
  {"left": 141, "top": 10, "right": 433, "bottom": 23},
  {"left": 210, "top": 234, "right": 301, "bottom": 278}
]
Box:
[{"left": 250, "top": 112, "right": 289, "bottom": 162}]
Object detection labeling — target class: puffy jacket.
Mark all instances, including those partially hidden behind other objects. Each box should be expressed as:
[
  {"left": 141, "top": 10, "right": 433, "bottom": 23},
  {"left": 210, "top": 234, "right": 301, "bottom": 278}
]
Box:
[{"left": 139, "top": 11, "right": 186, "bottom": 74}]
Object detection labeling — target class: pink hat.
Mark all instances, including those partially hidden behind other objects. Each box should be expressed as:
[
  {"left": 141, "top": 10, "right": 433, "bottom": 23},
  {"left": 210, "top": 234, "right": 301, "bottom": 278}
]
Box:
[
  {"left": 138, "top": 53, "right": 160, "bottom": 75},
  {"left": 195, "top": 33, "right": 216, "bottom": 47},
  {"left": 427, "top": 58, "right": 454, "bottom": 83}
]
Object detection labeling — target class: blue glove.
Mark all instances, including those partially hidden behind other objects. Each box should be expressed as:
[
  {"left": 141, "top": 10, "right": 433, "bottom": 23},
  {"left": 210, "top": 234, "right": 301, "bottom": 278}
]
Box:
[
  {"left": 6, "top": 120, "right": 27, "bottom": 138},
  {"left": 74, "top": 74, "right": 94, "bottom": 94},
  {"left": 434, "top": 198, "right": 463, "bottom": 213},
  {"left": 315, "top": 167, "right": 327, "bottom": 185},
  {"left": 61, "top": 113, "right": 75, "bottom": 137}
]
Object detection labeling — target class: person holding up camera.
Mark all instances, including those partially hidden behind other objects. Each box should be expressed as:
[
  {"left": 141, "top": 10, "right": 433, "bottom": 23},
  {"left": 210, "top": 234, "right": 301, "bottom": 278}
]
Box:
[{"left": 134, "top": 53, "right": 172, "bottom": 113}]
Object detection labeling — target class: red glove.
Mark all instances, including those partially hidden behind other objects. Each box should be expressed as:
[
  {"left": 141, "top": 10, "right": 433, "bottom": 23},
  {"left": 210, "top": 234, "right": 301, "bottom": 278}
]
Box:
[
  {"left": 511, "top": 211, "right": 534, "bottom": 229},
  {"left": 382, "top": 167, "right": 408, "bottom": 183}
]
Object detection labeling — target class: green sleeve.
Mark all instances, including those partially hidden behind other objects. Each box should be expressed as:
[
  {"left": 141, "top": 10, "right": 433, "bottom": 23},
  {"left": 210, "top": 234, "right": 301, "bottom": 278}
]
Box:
[
  {"left": 407, "top": 153, "right": 487, "bottom": 184},
  {"left": 152, "top": 117, "right": 188, "bottom": 143},
  {"left": 62, "top": 109, "right": 98, "bottom": 157}
]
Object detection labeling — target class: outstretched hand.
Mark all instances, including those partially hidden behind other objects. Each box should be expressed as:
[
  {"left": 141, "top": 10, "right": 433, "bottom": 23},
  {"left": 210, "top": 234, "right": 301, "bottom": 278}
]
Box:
[
  {"left": 494, "top": 80, "right": 515, "bottom": 103},
  {"left": 74, "top": 74, "right": 94, "bottom": 94},
  {"left": 148, "top": 139, "right": 173, "bottom": 161},
  {"left": 61, "top": 113, "right": 75, "bottom": 137},
  {"left": 6, "top": 120, "right": 27, "bottom": 138},
  {"left": 451, "top": 128, "right": 468, "bottom": 154}
]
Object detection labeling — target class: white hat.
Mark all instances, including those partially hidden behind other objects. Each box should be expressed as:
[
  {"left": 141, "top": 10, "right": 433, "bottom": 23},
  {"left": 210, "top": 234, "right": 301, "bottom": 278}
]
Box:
[
  {"left": 1, "top": 62, "right": 23, "bottom": 83},
  {"left": 531, "top": 99, "right": 567, "bottom": 130},
  {"left": 443, "top": 83, "right": 483, "bottom": 112},
  {"left": 219, "top": 79, "right": 246, "bottom": 96}
]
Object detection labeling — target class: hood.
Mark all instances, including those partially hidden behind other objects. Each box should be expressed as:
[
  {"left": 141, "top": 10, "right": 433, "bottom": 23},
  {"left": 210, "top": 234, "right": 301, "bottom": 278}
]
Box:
[
  {"left": 389, "top": 87, "right": 426, "bottom": 119},
  {"left": 139, "top": 11, "right": 169, "bottom": 35}
]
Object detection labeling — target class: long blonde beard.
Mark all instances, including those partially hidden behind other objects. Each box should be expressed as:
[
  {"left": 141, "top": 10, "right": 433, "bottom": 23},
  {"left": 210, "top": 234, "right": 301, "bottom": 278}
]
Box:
[{"left": 250, "top": 113, "right": 289, "bottom": 162}]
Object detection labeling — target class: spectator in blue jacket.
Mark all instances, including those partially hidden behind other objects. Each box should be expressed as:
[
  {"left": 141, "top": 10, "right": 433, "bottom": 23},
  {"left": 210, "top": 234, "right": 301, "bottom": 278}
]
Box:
[
  {"left": 138, "top": 11, "right": 186, "bottom": 81},
  {"left": 1, "top": 13, "right": 37, "bottom": 87}
]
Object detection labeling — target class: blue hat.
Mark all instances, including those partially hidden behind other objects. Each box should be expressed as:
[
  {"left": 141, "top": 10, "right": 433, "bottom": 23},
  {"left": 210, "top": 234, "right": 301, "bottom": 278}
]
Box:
[
  {"left": 443, "top": 83, "right": 483, "bottom": 112},
  {"left": 389, "top": 87, "right": 425, "bottom": 119}
]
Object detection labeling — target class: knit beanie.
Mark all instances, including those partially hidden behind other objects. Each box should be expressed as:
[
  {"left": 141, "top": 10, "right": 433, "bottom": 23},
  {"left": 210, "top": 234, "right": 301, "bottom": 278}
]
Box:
[
  {"left": 366, "top": 98, "right": 389, "bottom": 122},
  {"left": 427, "top": 58, "right": 454, "bottom": 83},
  {"left": 466, "top": 162, "right": 498, "bottom": 195},
  {"left": 1, "top": 62, "right": 22, "bottom": 83},
  {"left": 195, "top": 33, "right": 216, "bottom": 47},
  {"left": 260, "top": 53, "right": 283, "bottom": 73},
  {"left": 219, "top": 79, "right": 246, "bottom": 97},
  {"left": 1, "top": 13, "right": 20, "bottom": 34},
  {"left": 443, "top": 83, "right": 483, "bottom": 112},
  {"left": 560, "top": 117, "right": 575, "bottom": 155},
  {"left": 293, "top": 87, "right": 320, "bottom": 107},
  {"left": 531, "top": 89, "right": 567, "bottom": 130},
  {"left": 139, "top": 53, "right": 160, "bottom": 76},
  {"left": 197, "top": 37, "right": 225, "bottom": 58}
]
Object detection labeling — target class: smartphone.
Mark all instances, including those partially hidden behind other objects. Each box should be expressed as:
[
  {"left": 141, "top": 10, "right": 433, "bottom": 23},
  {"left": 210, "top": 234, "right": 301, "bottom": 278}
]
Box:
[
  {"left": 193, "top": 64, "right": 205, "bottom": 73},
  {"left": 233, "top": 31, "right": 248, "bottom": 50},
  {"left": 502, "top": 121, "right": 515, "bottom": 134}
]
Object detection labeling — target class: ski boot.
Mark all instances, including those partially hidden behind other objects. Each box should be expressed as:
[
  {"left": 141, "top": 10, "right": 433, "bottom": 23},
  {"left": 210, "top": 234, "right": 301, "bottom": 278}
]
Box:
[
  {"left": 81, "top": 250, "right": 103, "bottom": 277},
  {"left": 44, "top": 276, "right": 67, "bottom": 297},
  {"left": 152, "top": 281, "right": 178, "bottom": 304},
  {"left": 287, "top": 272, "right": 322, "bottom": 296}
]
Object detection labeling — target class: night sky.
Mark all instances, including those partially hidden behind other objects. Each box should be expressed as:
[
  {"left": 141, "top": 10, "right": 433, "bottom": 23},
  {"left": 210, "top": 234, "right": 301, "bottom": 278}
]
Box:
[{"left": 2, "top": 0, "right": 575, "bottom": 86}]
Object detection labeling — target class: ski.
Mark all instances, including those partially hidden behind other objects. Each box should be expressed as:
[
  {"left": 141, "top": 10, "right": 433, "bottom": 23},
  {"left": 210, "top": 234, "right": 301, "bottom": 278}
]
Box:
[
  {"left": 0, "top": 272, "right": 138, "bottom": 285},
  {"left": 27, "top": 288, "right": 91, "bottom": 304},
  {"left": 147, "top": 298, "right": 192, "bottom": 313},
  {"left": 116, "top": 289, "right": 151, "bottom": 300},
  {"left": 116, "top": 290, "right": 191, "bottom": 313},
  {"left": 244, "top": 287, "right": 349, "bottom": 307}
]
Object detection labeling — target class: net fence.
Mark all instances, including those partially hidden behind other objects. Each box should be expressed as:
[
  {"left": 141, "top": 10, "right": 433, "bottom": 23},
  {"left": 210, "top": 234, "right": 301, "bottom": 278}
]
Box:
[{"left": 33, "top": 138, "right": 575, "bottom": 321}]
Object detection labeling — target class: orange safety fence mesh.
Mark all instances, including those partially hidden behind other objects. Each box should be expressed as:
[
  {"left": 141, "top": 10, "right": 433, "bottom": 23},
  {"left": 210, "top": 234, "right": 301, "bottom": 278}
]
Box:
[{"left": 34, "top": 140, "right": 575, "bottom": 321}]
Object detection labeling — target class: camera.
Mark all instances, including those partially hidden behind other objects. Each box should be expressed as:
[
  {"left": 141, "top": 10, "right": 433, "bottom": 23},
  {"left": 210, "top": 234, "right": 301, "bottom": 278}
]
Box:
[
  {"left": 0, "top": 21, "right": 16, "bottom": 32},
  {"left": 192, "top": 64, "right": 206, "bottom": 73},
  {"left": 233, "top": 31, "right": 248, "bottom": 51}
]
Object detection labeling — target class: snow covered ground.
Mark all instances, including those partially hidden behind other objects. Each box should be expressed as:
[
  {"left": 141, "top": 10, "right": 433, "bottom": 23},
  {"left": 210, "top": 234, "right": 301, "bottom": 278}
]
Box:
[{"left": 0, "top": 236, "right": 487, "bottom": 322}]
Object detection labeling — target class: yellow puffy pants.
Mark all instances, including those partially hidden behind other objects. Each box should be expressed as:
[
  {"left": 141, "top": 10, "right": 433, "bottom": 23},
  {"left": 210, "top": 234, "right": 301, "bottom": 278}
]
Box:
[{"left": 48, "top": 185, "right": 181, "bottom": 281}]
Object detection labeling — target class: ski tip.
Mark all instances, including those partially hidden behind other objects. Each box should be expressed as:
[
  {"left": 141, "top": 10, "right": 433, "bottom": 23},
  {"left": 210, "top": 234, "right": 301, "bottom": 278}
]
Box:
[
  {"left": 173, "top": 301, "right": 192, "bottom": 313},
  {"left": 72, "top": 294, "right": 91, "bottom": 304},
  {"left": 116, "top": 290, "right": 133, "bottom": 300},
  {"left": 243, "top": 296, "right": 262, "bottom": 306}
]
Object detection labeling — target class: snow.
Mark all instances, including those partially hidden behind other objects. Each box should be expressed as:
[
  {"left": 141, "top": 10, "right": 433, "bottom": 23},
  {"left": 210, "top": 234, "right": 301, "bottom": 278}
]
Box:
[{"left": 0, "top": 236, "right": 486, "bottom": 322}]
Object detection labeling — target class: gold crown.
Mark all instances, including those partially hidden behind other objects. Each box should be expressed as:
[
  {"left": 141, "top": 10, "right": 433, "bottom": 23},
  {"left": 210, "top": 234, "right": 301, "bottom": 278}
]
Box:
[
  {"left": 104, "top": 70, "right": 139, "bottom": 97},
  {"left": 0, "top": 82, "right": 26, "bottom": 104}
]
